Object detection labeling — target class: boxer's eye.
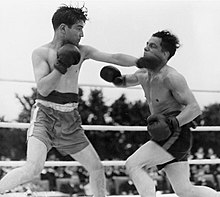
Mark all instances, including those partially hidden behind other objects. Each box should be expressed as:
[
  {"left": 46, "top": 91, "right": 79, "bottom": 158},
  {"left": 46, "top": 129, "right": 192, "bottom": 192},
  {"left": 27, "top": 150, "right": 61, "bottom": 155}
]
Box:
[{"left": 149, "top": 43, "right": 157, "bottom": 49}]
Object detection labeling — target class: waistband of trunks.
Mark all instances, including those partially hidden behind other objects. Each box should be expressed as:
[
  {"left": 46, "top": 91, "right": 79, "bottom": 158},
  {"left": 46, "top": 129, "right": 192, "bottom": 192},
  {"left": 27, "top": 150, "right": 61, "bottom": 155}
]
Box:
[
  {"left": 36, "top": 99, "right": 78, "bottom": 112},
  {"left": 163, "top": 111, "right": 196, "bottom": 129},
  {"left": 37, "top": 90, "right": 79, "bottom": 104},
  {"left": 163, "top": 111, "right": 181, "bottom": 117}
]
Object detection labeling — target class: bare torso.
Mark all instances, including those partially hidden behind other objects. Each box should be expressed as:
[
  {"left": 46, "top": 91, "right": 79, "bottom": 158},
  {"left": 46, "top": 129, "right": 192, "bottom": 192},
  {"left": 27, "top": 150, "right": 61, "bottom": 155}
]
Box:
[
  {"left": 37, "top": 43, "right": 87, "bottom": 94},
  {"left": 138, "top": 66, "right": 183, "bottom": 114}
]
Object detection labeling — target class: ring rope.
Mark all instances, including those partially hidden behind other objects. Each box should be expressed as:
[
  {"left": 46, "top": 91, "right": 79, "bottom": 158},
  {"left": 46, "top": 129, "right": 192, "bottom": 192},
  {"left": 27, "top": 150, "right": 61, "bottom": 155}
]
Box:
[
  {"left": 0, "top": 122, "right": 220, "bottom": 132},
  {"left": 1, "top": 78, "right": 220, "bottom": 93},
  {"left": 0, "top": 159, "right": 220, "bottom": 167},
  {"left": 1, "top": 124, "right": 220, "bottom": 166}
]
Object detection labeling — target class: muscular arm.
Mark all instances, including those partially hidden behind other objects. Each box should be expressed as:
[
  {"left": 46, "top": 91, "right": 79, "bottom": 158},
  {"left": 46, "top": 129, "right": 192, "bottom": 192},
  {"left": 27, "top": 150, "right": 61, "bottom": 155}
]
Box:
[
  {"left": 32, "top": 48, "right": 62, "bottom": 96},
  {"left": 166, "top": 72, "right": 201, "bottom": 126},
  {"left": 83, "top": 45, "right": 138, "bottom": 66},
  {"left": 116, "top": 69, "right": 144, "bottom": 88}
]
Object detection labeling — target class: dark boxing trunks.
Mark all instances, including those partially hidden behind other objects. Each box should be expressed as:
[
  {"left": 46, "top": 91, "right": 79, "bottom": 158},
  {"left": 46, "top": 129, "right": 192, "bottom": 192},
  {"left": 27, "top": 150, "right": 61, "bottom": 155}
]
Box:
[
  {"left": 153, "top": 111, "right": 193, "bottom": 170},
  {"left": 37, "top": 90, "right": 79, "bottom": 104}
]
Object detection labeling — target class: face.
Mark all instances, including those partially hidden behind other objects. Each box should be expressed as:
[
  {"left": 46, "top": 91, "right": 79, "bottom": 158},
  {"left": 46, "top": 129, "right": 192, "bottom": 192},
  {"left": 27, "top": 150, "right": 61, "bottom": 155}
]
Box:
[
  {"left": 144, "top": 36, "right": 163, "bottom": 57},
  {"left": 64, "top": 20, "right": 85, "bottom": 46},
  {"left": 141, "top": 36, "right": 168, "bottom": 70}
]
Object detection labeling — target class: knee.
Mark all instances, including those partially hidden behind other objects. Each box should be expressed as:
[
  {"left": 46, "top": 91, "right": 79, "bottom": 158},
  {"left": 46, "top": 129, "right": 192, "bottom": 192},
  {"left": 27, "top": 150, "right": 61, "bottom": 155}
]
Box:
[
  {"left": 23, "top": 161, "right": 44, "bottom": 178},
  {"left": 174, "top": 184, "right": 194, "bottom": 197},
  {"left": 89, "top": 160, "right": 104, "bottom": 173},
  {"left": 125, "top": 157, "right": 133, "bottom": 174},
  {"left": 125, "top": 157, "right": 139, "bottom": 176}
]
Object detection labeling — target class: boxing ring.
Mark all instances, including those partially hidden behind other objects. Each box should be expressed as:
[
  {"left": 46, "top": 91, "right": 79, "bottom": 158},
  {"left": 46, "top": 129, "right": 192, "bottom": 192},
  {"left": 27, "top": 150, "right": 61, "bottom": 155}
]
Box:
[
  {"left": 1, "top": 79, "right": 220, "bottom": 196},
  {"left": 1, "top": 122, "right": 220, "bottom": 197}
]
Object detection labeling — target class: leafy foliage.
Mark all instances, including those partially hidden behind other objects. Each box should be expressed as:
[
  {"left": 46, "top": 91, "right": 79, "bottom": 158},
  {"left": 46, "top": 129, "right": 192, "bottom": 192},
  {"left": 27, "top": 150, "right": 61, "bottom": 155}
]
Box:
[{"left": 1, "top": 88, "right": 220, "bottom": 159}]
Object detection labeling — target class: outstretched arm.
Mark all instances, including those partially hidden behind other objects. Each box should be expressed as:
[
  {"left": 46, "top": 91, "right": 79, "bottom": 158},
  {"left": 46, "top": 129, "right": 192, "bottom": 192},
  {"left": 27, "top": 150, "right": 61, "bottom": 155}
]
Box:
[
  {"left": 100, "top": 65, "right": 142, "bottom": 88},
  {"left": 83, "top": 45, "right": 138, "bottom": 67}
]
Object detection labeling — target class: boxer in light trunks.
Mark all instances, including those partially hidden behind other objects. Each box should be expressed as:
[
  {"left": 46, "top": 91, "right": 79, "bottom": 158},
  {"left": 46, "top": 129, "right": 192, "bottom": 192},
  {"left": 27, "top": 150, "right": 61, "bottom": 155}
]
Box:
[
  {"left": 100, "top": 30, "right": 219, "bottom": 197},
  {"left": 0, "top": 5, "right": 137, "bottom": 196}
]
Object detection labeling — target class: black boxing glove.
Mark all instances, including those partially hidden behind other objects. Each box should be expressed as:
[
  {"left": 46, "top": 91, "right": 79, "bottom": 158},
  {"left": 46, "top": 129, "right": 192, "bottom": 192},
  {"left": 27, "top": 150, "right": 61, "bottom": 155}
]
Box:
[
  {"left": 136, "top": 54, "right": 162, "bottom": 71},
  {"left": 54, "top": 44, "right": 81, "bottom": 74},
  {"left": 147, "top": 114, "right": 172, "bottom": 141},
  {"left": 168, "top": 117, "right": 197, "bottom": 130},
  {"left": 136, "top": 57, "right": 148, "bottom": 68},
  {"left": 166, "top": 116, "right": 181, "bottom": 132},
  {"left": 100, "top": 66, "right": 126, "bottom": 86}
]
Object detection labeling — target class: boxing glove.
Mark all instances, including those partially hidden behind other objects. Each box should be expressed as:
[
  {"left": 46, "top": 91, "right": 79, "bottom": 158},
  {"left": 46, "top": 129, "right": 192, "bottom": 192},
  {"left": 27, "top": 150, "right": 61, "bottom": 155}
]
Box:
[
  {"left": 166, "top": 116, "right": 181, "bottom": 132},
  {"left": 136, "top": 55, "right": 161, "bottom": 70},
  {"left": 54, "top": 44, "right": 81, "bottom": 74},
  {"left": 100, "top": 66, "right": 125, "bottom": 86},
  {"left": 167, "top": 116, "right": 197, "bottom": 130},
  {"left": 147, "top": 114, "right": 172, "bottom": 141},
  {"left": 136, "top": 57, "right": 148, "bottom": 68}
]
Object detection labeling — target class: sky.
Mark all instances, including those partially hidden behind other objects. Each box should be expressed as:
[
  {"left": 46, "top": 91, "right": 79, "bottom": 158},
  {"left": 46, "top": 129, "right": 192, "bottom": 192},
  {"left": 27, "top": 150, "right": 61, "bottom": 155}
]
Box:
[{"left": 1, "top": 0, "right": 220, "bottom": 121}]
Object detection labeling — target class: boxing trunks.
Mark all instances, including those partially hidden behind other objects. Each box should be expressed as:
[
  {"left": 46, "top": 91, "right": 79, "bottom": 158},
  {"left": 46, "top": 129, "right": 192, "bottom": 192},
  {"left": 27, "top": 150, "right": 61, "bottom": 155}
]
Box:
[
  {"left": 27, "top": 90, "right": 90, "bottom": 155},
  {"left": 153, "top": 111, "right": 193, "bottom": 170}
]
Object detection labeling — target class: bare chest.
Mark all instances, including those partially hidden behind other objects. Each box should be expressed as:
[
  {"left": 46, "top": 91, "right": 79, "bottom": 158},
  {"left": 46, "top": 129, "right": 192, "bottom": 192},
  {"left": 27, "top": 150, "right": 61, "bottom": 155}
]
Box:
[
  {"left": 142, "top": 75, "right": 171, "bottom": 106},
  {"left": 47, "top": 51, "right": 82, "bottom": 91}
]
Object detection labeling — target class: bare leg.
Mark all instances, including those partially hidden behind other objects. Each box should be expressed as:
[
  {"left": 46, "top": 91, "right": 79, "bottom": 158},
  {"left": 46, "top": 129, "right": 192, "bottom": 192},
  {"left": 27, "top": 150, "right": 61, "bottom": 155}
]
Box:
[
  {"left": 0, "top": 137, "right": 47, "bottom": 193},
  {"left": 125, "top": 140, "right": 174, "bottom": 197},
  {"left": 70, "top": 143, "right": 106, "bottom": 197},
  {"left": 164, "top": 161, "right": 220, "bottom": 197}
]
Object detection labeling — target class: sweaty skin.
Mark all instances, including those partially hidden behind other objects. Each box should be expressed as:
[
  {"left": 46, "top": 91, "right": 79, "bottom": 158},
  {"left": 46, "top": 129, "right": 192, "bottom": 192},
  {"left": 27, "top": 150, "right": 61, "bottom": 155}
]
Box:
[
  {"left": 32, "top": 21, "right": 137, "bottom": 98},
  {"left": 0, "top": 17, "right": 138, "bottom": 195},
  {"left": 139, "top": 66, "right": 183, "bottom": 114},
  {"left": 122, "top": 65, "right": 200, "bottom": 127},
  {"left": 32, "top": 43, "right": 83, "bottom": 94}
]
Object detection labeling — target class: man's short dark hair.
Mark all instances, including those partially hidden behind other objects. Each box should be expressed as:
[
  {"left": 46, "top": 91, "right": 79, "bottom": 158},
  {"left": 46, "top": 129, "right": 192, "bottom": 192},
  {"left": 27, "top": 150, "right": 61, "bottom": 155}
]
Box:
[
  {"left": 152, "top": 30, "right": 180, "bottom": 60},
  {"left": 52, "top": 4, "right": 88, "bottom": 30}
]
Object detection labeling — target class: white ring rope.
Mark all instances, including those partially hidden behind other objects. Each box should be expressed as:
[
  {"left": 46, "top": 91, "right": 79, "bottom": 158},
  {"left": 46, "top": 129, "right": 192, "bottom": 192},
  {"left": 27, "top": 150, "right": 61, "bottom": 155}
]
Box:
[
  {"left": 1, "top": 78, "right": 220, "bottom": 93},
  {"left": 1, "top": 123, "right": 220, "bottom": 167},
  {"left": 0, "top": 122, "right": 220, "bottom": 132},
  {"left": 0, "top": 159, "right": 220, "bottom": 167}
]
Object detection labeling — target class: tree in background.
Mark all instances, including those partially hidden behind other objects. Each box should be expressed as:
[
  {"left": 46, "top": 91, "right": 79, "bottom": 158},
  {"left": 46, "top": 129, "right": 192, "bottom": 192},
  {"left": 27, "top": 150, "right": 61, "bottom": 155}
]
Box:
[
  {"left": 110, "top": 94, "right": 131, "bottom": 126},
  {"left": 0, "top": 87, "right": 37, "bottom": 160},
  {"left": 0, "top": 116, "right": 9, "bottom": 158},
  {"left": 202, "top": 103, "right": 220, "bottom": 126},
  {"left": 108, "top": 95, "right": 151, "bottom": 159},
  {"left": 78, "top": 88, "right": 90, "bottom": 125},
  {"left": 81, "top": 89, "right": 110, "bottom": 159},
  {"left": 191, "top": 103, "right": 220, "bottom": 156},
  {"left": 1, "top": 88, "right": 220, "bottom": 160},
  {"left": 15, "top": 87, "right": 37, "bottom": 123}
]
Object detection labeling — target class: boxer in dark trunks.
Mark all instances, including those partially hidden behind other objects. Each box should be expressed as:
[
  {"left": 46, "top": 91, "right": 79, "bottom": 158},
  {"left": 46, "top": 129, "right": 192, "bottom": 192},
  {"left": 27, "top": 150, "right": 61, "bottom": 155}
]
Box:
[{"left": 100, "top": 30, "right": 219, "bottom": 197}]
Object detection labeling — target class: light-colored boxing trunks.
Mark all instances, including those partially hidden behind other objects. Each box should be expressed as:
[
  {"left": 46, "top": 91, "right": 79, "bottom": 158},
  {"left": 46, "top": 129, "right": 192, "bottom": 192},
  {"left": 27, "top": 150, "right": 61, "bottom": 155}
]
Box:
[{"left": 27, "top": 99, "right": 90, "bottom": 155}]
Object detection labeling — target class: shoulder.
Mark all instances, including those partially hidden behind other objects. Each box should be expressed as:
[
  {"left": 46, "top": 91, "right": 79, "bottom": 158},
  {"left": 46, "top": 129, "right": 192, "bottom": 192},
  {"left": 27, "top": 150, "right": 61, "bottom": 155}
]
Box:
[
  {"left": 163, "top": 65, "right": 187, "bottom": 89},
  {"left": 78, "top": 44, "right": 96, "bottom": 60},
  {"left": 134, "top": 68, "right": 148, "bottom": 79},
  {"left": 78, "top": 44, "right": 92, "bottom": 51},
  {"left": 135, "top": 68, "right": 148, "bottom": 76},
  {"left": 32, "top": 43, "right": 51, "bottom": 61}
]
